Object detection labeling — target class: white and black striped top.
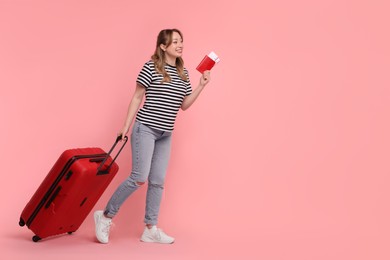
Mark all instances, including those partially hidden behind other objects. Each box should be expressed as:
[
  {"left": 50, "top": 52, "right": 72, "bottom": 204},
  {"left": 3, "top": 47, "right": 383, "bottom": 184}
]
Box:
[{"left": 136, "top": 60, "right": 192, "bottom": 131}]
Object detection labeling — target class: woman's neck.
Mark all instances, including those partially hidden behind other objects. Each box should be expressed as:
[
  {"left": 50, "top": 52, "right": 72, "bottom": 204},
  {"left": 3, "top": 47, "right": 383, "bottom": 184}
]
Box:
[{"left": 165, "top": 55, "right": 176, "bottom": 66}]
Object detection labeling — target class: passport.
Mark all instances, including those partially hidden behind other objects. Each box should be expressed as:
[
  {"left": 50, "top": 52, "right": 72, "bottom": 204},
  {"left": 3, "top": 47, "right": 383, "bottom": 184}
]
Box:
[{"left": 196, "top": 51, "right": 220, "bottom": 73}]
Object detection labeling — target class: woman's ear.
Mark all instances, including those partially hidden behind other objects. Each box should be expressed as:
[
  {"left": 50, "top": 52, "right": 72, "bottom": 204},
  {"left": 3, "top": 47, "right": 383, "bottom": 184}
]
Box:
[{"left": 160, "top": 44, "right": 166, "bottom": 51}]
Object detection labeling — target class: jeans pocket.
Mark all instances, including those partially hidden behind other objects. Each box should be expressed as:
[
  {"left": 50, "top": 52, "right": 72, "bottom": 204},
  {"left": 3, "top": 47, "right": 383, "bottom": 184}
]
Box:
[{"left": 131, "top": 121, "right": 140, "bottom": 135}]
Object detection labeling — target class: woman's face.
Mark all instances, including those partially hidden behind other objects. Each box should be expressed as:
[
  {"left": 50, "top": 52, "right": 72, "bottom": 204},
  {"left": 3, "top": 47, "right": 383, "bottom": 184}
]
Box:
[{"left": 163, "top": 31, "right": 183, "bottom": 59}]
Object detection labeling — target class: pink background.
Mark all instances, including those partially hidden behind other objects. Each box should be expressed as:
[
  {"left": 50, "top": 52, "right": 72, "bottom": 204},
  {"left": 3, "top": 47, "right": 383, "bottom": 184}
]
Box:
[{"left": 1, "top": 0, "right": 390, "bottom": 259}]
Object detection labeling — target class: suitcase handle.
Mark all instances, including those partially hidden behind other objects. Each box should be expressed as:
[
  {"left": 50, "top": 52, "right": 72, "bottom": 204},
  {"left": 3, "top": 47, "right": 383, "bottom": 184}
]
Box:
[{"left": 97, "top": 135, "right": 128, "bottom": 175}]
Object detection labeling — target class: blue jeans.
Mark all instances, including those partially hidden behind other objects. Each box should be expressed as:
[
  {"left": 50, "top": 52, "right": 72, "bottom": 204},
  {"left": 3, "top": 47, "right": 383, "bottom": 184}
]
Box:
[{"left": 104, "top": 121, "right": 172, "bottom": 225}]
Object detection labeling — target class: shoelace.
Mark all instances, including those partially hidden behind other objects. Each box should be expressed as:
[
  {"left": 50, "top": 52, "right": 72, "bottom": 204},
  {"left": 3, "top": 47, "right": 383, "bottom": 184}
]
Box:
[
  {"left": 154, "top": 228, "right": 168, "bottom": 241},
  {"left": 101, "top": 221, "right": 114, "bottom": 237}
]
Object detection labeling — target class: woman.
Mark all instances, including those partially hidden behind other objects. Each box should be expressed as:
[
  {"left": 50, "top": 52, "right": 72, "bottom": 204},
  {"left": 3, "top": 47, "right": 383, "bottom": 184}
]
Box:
[{"left": 94, "top": 29, "right": 211, "bottom": 244}]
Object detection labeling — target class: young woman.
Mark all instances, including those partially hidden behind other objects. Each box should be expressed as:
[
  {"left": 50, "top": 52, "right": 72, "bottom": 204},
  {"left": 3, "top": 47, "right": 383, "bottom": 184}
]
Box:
[{"left": 94, "top": 29, "right": 211, "bottom": 244}]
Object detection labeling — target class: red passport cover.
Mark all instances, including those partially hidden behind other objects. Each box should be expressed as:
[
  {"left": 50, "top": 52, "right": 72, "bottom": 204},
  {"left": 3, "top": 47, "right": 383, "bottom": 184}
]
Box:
[{"left": 196, "top": 55, "right": 216, "bottom": 73}]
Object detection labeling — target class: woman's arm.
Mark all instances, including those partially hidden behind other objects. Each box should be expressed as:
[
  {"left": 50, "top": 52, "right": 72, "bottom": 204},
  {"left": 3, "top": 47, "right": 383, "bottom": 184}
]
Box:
[
  {"left": 118, "top": 83, "right": 145, "bottom": 139},
  {"left": 181, "top": 70, "right": 211, "bottom": 111}
]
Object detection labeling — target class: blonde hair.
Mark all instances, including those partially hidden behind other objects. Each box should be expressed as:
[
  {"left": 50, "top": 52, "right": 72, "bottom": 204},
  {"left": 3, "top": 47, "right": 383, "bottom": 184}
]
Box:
[{"left": 151, "top": 29, "right": 188, "bottom": 82}]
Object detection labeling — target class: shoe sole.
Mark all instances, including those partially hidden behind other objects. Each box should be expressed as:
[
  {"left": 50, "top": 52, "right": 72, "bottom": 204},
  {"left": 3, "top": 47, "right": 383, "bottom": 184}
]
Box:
[{"left": 140, "top": 237, "right": 175, "bottom": 244}]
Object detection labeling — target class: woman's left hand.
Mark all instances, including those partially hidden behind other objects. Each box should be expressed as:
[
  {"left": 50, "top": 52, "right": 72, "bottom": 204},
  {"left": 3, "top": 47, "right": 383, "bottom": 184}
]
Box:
[{"left": 200, "top": 70, "right": 211, "bottom": 87}]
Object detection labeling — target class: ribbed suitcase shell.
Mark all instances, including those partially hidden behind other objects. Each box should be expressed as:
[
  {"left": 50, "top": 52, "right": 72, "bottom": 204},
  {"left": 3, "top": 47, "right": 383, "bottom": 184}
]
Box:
[{"left": 20, "top": 147, "right": 119, "bottom": 241}]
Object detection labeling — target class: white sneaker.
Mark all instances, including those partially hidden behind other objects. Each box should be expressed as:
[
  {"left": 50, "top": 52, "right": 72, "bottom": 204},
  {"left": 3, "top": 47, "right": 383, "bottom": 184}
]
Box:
[
  {"left": 140, "top": 226, "right": 175, "bottom": 244},
  {"left": 94, "top": 210, "right": 112, "bottom": 244}
]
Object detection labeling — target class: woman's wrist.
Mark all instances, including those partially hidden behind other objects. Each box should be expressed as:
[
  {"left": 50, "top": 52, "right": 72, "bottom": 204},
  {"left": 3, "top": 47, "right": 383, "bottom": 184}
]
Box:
[
  {"left": 198, "top": 82, "right": 206, "bottom": 88},
  {"left": 122, "top": 123, "right": 130, "bottom": 131}
]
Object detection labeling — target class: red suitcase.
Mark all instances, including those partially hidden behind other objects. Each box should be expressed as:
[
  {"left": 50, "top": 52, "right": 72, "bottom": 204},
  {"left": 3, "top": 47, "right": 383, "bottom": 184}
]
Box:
[{"left": 19, "top": 136, "right": 128, "bottom": 242}]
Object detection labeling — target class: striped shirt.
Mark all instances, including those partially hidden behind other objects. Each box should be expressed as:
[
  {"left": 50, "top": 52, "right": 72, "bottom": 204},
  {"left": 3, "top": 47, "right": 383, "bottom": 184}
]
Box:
[{"left": 136, "top": 60, "right": 192, "bottom": 131}]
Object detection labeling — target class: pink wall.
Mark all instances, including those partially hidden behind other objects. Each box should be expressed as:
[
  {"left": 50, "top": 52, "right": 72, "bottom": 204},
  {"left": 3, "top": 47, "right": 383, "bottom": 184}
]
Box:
[{"left": 1, "top": 0, "right": 390, "bottom": 259}]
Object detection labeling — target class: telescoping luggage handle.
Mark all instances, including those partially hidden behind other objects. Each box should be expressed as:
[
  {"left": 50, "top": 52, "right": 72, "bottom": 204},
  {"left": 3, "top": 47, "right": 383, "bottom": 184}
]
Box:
[{"left": 96, "top": 135, "right": 128, "bottom": 175}]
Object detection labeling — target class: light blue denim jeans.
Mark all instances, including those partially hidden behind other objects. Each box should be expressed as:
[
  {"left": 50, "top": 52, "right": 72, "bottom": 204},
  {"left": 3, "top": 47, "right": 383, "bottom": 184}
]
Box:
[{"left": 104, "top": 121, "right": 172, "bottom": 225}]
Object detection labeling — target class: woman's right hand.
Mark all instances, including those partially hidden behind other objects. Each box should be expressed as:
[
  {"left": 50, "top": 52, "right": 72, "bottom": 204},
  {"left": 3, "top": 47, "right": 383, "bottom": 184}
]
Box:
[{"left": 118, "top": 126, "right": 130, "bottom": 141}]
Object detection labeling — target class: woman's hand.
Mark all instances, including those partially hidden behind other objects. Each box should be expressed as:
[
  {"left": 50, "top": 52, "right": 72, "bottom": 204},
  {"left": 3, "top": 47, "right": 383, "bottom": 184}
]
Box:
[
  {"left": 181, "top": 70, "right": 212, "bottom": 110},
  {"left": 200, "top": 70, "right": 211, "bottom": 87},
  {"left": 117, "top": 126, "right": 129, "bottom": 141}
]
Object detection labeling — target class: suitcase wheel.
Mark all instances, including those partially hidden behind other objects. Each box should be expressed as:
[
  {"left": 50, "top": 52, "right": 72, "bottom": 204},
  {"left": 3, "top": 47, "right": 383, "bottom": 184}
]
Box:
[
  {"left": 68, "top": 232, "right": 73, "bottom": 235},
  {"left": 19, "top": 218, "right": 25, "bottom": 227},
  {"left": 32, "top": 235, "right": 41, "bottom": 242}
]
